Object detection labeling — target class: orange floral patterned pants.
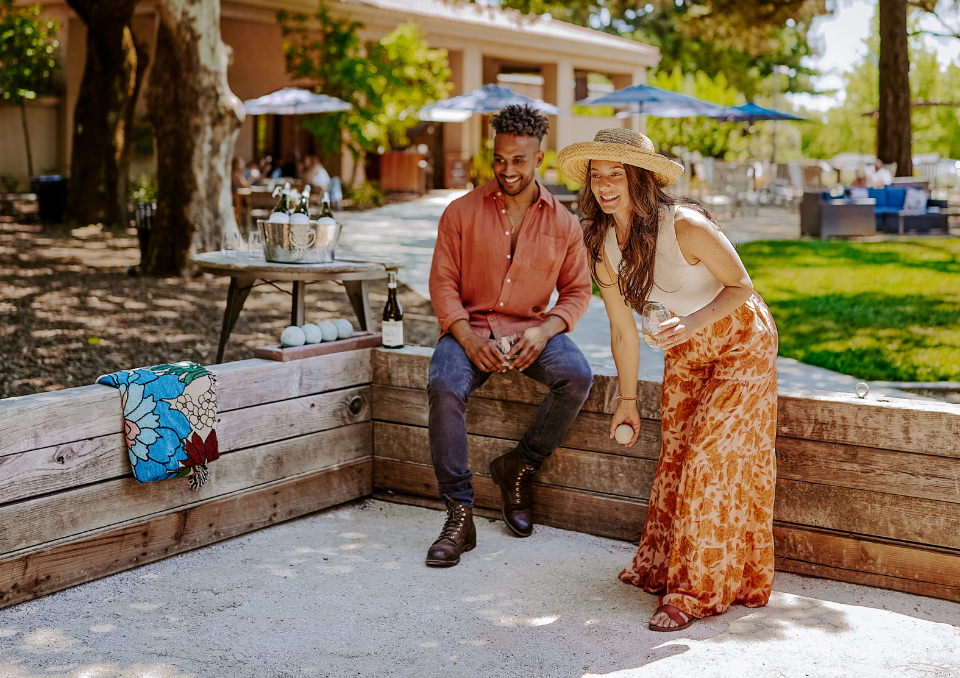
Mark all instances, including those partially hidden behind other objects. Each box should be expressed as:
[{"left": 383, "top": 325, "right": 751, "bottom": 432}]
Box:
[{"left": 619, "top": 292, "right": 778, "bottom": 619}]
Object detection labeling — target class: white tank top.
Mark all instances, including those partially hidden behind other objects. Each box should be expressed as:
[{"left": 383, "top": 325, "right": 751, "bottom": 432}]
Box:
[{"left": 603, "top": 205, "right": 724, "bottom": 316}]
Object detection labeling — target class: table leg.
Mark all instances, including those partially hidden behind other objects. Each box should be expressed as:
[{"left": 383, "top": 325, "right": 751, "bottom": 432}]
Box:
[
  {"left": 216, "top": 275, "right": 256, "bottom": 364},
  {"left": 291, "top": 281, "right": 307, "bottom": 326},
  {"left": 343, "top": 279, "right": 373, "bottom": 331}
]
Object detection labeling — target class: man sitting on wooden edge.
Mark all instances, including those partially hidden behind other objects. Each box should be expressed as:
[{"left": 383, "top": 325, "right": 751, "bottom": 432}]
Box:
[{"left": 425, "top": 104, "right": 594, "bottom": 567}]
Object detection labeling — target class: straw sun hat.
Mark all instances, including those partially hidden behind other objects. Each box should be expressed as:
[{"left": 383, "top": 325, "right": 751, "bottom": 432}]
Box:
[{"left": 557, "top": 128, "right": 684, "bottom": 187}]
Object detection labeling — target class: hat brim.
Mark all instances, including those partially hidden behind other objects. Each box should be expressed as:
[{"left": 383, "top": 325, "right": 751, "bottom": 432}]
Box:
[{"left": 558, "top": 141, "right": 684, "bottom": 188}]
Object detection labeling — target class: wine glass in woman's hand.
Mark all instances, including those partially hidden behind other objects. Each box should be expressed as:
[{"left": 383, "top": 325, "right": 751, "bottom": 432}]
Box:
[{"left": 641, "top": 302, "right": 671, "bottom": 349}]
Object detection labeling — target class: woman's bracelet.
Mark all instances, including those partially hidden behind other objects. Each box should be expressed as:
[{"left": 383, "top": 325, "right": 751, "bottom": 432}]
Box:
[{"left": 617, "top": 394, "right": 637, "bottom": 401}]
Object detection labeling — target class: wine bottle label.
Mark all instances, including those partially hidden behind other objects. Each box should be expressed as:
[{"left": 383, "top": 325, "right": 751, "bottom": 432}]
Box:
[{"left": 382, "top": 320, "right": 404, "bottom": 347}]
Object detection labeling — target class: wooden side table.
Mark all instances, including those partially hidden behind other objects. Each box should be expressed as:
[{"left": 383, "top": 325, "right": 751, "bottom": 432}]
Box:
[{"left": 192, "top": 252, "right": 403, "bottom": 363}]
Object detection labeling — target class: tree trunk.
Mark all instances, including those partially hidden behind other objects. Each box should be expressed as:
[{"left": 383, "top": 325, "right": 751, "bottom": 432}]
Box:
[
  {"left": 143, "top": 0, "right": 243, "bottom": 277},
  {"left": 19, "top": 103, "right": 34, "bottom": 178},
  {"left": 117, "top": 35, "right": 150, "bottom": 225},
  {"left": 877, "top": 0, "right": 912, "bottom": 177},
  {"left": 64, "top": 0, "right": 142, "bottom": 229}
]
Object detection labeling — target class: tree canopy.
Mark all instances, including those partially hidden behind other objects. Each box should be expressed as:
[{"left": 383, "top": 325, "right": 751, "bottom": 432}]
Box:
[
  {"left": 490, "top": 0, "right": 830, "bottom": 99},
  {"left": 800, "top": 7, "right": 960, "bottom": 161},
  {"left": 278, "top": 4, "right": 451, "bottom": 166}
]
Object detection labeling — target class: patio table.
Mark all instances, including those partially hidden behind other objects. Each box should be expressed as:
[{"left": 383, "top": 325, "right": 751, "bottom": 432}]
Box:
[{"left": 192, "top": 251, "right": 403, "bottom": 363}]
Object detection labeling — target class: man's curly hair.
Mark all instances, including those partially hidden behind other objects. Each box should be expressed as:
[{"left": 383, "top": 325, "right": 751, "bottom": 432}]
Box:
[{"left": 491, "top": 104, "right": 549, "bottom": 142}]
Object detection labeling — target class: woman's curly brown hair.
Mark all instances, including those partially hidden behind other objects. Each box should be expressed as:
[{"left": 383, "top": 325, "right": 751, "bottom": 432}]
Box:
[
  {"left": 491, "top": 104, "right": 549, "bottom": 142},
  {"left": 580, "top": 162, "right": 721, "bottom": 313}
]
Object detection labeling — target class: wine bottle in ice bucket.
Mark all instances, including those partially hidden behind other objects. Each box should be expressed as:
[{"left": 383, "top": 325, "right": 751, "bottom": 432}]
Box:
[
  {"left": 291, "top": 185, "right": 311, "bottom": 224},
  {"left": 269, "top": 183, "right": 292, "bottom": 223},
  {"left": 320, "top": 191, "right": 334, "bottom": 220}
]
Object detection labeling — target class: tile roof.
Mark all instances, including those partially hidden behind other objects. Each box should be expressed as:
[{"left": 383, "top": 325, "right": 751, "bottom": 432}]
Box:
[{"left": 339, "top": 0, "right": 657, "bottom": 56}]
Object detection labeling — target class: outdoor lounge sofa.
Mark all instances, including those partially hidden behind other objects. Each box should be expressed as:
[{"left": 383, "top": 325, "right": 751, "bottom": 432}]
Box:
[
  {"left": 867, "top": 187, "right": 950, "bottom": 234},
  {"left": 801, "top": 188, "right": 950, "bottom": 237}
]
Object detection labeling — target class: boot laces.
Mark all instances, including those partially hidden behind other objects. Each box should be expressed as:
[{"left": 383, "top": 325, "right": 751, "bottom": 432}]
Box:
[
  {"left": 438, "top": 503, "right": 466, "bottom": 541},
  {"left": 514, "top": 465, "right": 535, "bottom": 504}
]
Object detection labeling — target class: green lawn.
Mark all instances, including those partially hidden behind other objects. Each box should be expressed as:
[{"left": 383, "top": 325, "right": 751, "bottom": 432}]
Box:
[{"left": 737, "top": 239, "right": 960, "bottom": 382}]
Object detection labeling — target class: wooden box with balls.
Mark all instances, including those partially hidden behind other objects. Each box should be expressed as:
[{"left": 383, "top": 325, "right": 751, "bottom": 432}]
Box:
[{"left": 254, "top": 318, "right": 382, "bottom": 362}]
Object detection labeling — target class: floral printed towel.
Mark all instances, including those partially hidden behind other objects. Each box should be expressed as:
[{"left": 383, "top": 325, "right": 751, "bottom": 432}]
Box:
[{"left": 98, "top": 361, "right": 219, "bottom": 490}]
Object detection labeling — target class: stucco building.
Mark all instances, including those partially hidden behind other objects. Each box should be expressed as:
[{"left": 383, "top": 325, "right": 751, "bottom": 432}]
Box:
[{"left": 0, "top": 0, "right": 658, "bottom": 188}]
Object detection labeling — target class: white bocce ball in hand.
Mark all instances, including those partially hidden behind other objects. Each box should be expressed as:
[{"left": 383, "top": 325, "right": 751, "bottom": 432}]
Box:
[
  {"left": 317, "top": 321, "right": 338, "bottom": 342},
  {"left": 301, "top": 324, "right": 322, "bottom": 344},
  {"left": 280, "top": 325, "right": 306, "bottom": 348},
  {"left": 333, "top": 318, "right": 354, "bottom": 339},
  {"left": 615, "top": 424, "right": 634, "bottom": 445}
]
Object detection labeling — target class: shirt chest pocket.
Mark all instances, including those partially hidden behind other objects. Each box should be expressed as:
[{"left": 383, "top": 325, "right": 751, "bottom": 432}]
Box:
[{"left": 528, "top": 234, "right": 563, "bottom": 271}]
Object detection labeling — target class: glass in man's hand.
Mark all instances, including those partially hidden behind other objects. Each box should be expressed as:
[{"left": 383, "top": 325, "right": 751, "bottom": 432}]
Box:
[
  {"left": 641, "top": 302, "right": 671, "bottom": 350},
  {"left": 498, "top": 332, "right": 522, "bottom": 366}
]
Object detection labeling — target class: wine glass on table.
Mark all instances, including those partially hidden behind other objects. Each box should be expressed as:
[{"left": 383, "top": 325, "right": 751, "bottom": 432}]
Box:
[{"left": 641, "top": 302, "right": 671, "bottom": 350}]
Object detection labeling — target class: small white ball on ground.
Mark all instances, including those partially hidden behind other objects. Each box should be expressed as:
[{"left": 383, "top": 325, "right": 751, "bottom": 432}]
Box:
[
  {"left": 333, "top": 318, "right": 354, "bottom": 339},
  {"left": 317, "top": 321, "right": 338, "bottom": 342},
  {"left": 280, "top": 326, "right": 305, "bottom": 348},
  {"left": 615, "top": 424, "right": 634, "bottom": 445},
  {"left": 301, "top": 324, "right": 322, "bottom": 344}
]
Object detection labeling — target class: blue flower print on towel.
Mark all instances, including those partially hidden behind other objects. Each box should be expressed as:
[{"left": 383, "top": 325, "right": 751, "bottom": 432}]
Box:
[
  {"left": 99, "top": 369, "right": 194, "bottom": 483},
  {"left": 121, "top": 380, "right": 192, "bottom": 480}
]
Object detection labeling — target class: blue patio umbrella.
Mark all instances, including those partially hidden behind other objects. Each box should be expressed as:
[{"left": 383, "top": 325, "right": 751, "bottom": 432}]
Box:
[
  {"left": 710, "top": 102, "right": 807, "bottom": 123},
  {"left": 577, "top": 83, "right": 731, "bottom": 118},
  {"left": 242, "top": 88, "right": 352, "bottom": 115},
  {"left": 418, "top": 84, "right": 563, "bottom": 122}
]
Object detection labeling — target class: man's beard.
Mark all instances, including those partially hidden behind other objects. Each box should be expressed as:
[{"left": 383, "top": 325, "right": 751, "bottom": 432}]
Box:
[{"left": 496, "top": 171, "right": 534, "bottom": 196}]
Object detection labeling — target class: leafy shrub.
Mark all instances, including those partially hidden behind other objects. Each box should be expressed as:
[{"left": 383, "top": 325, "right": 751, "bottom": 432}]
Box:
[
  {"left": 129, "top": 174, "right": 157, "bottom": 203},
  {"left": 348, "top": 180, "right": 383, "bottom": 207}
]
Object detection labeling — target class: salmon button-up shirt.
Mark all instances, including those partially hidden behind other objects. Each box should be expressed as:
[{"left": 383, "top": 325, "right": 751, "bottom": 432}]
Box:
[{"left": 429, "top": 180, "right": 592, "bottom": 342}]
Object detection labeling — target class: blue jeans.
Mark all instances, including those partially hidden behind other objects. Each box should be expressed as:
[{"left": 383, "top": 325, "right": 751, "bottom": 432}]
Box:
[{"left": 427, "top": 333, "right": 593, "bottom": 507}]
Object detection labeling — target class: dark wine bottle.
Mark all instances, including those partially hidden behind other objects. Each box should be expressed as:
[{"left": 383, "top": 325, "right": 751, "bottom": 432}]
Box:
[
  {"left": 268, "top": 182, "right": 292, "bottom": 223},
  {"left": 291, "top": 185, "right": 311, "bottom": 223},
  {"left": 319, "top": 191, "right": 334, "bottom": 220},
  {"left": 381, "top": 271, "right": 404, "bottom": 349}
]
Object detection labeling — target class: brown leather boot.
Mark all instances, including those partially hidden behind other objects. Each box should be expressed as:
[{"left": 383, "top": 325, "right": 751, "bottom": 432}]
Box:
[
  {"left": 425, "top": 496, "right": 477, "bottom": 567},
  {"left": 489, "top": 448, "right": 536, "bottom": 537}
]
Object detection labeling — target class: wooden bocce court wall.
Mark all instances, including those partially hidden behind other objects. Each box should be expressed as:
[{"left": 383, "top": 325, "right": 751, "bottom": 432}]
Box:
[{"left": 3, "top": 345, "right": 960, "bottom": 610}]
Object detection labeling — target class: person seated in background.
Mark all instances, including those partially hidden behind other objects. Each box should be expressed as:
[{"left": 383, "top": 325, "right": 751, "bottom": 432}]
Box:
[
  {"left": 873, "top": 159, "right": 893, "bottom": 187},
  {"left": 851, "top": 164, "right": 869, "bottom": 188},
  {"left": 255, "top": 155, "right": 274, "bottom": 181},
  {"left": 300, "top": 154, "right": 331, "bottom": 193},
  {"left": 231, "top": 156, "right": 251, "bottom": 190}
]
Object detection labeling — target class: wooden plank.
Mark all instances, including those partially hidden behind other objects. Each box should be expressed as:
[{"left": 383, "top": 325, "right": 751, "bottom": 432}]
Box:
[
  {"left": 213, "top": 349, "right": 373, "bottom": 411},
  {"left": 371, "top": 347, "right": 661, "bottom": 418},
  {"left": 775, "top": 558, "right": 960, "bottom": 604},
  {"left": 0, "top": 459, "right": 372, "bottom": 609},
  {"left": 0, "top": 433, "right": 127, "bottom": 505},
  {"left": 774, "top": 523, "right": 960, "bottom": 585},
  {"left": 778, "top": 390, "right": 960, "bottom": 457},
  {"left": 0, "top": 349, "right": 374, "bottom": 459},
  {"left": 0, "top": 386, "right": 372, "bottom": 505},
  {"left": 0, "top": 385, "right": 121, "bottom": 458},
  {"left": 374, "top": 421, "right": 657, "bottom": 499},
  {"left": 774, "top": 479, "right": 960, "bottom": 552},
  {"left": 372, "top": 457, "right": 648, "bottom": 541},
  {"left": 217, "top": 386, "right": 370, "bottom": 453},
  {"left": 777, "top": 436, "right": 960, "bottom": 504},
  {"left": 372, "top": 349, "right": 960, "bottom": 455},
  {"left": 253, "top": 332, "right": 381, "bottom": 362},
  {"left": 373, "top": 385, "right": 662, "bottom": 460},
  {"left": 0, "top": 422, "right": 372, "bottom": 554}
]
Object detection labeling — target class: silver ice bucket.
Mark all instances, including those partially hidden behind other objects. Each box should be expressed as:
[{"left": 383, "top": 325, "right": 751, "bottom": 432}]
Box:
[{"left": 257, "top": 219, "right": 342, "bottom": 264}]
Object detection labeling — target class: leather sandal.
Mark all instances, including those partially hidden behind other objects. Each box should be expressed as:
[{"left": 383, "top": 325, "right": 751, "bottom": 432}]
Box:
[{"left": 648, "top": 605, "right": 695, "bottom": 632}]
